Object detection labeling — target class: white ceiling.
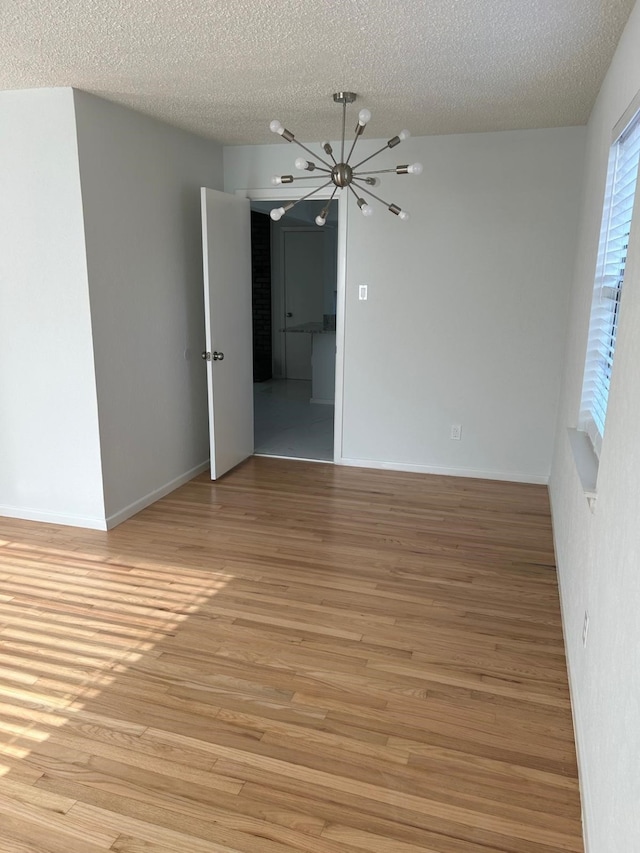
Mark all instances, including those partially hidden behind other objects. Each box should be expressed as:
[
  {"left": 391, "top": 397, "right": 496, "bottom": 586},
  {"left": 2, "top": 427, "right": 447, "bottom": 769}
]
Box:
[{"left": 2, "top": 0, "right": 636, "bottom": 146}]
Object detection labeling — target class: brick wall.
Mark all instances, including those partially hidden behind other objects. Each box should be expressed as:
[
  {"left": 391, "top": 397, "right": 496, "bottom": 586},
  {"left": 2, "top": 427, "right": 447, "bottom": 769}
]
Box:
[{"left": 250, "top": 211, "right": 272, "bottom": 382}]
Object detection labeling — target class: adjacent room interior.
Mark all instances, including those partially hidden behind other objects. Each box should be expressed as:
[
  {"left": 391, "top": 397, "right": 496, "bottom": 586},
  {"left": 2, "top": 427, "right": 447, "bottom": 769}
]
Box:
[{"left": 250, "top": 200, "right": 338, "bottom": 462}]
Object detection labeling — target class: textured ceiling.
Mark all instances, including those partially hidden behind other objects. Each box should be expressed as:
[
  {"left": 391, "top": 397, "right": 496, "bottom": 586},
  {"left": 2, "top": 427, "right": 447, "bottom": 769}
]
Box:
[{"left": 2, "top": 0, "right": 637, "bottom": 145}]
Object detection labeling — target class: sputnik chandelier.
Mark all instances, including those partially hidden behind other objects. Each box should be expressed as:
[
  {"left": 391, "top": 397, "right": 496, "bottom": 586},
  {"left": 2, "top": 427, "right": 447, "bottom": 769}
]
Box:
[{"left": 269, "top": 92, "right": 422, "bottom": 225}]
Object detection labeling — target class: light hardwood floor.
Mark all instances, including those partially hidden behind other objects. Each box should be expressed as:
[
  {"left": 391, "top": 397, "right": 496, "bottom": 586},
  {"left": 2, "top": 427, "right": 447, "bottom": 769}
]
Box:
[{"left": 0, "top": 457, "right": 583, "bottom": 853}]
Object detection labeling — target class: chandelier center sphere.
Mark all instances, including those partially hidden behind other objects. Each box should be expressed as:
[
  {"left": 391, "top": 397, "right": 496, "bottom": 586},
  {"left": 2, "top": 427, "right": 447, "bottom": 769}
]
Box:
[{"left": 331, "top": 163, "right": 353, "bottom": 188}]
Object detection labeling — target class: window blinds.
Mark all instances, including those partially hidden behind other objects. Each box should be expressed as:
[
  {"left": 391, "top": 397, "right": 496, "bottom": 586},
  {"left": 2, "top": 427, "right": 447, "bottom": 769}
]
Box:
[{"left": 580, "top": 112, "right": 640, "bottom": 455}]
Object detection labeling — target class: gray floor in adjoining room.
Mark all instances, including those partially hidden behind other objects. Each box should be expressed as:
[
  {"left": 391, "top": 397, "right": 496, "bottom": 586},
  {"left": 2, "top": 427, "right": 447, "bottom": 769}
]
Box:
[{"left": 253, "top": 379, "right": 334, "bottom": 462}]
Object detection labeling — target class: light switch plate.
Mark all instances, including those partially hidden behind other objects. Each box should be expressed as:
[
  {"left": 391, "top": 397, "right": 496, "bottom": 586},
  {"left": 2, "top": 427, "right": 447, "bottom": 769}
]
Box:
[{"left": 359, "top": 285, "right": 368, "bottom": 301}]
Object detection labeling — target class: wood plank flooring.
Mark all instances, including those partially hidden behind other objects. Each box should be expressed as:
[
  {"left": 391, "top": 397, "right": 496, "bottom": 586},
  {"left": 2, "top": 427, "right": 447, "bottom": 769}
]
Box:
[{"left": 0, "top": 457, "right": 583, "bottom": 852}]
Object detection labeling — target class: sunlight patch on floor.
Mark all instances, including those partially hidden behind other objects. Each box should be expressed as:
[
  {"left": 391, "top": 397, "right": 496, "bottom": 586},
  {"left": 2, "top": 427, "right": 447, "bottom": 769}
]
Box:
[{"left": 0, "top": 534, "right": 233, "bottom": 777}]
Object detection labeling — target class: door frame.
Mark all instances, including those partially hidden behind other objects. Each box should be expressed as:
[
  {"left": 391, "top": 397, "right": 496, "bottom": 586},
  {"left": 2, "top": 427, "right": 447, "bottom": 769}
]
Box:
[{"left": 237, "top": 186, "right": 347, "bottom": 464}]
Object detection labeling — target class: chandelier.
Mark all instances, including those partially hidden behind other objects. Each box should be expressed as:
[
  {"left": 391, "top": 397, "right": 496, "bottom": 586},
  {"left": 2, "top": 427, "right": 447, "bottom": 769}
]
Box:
[{"left": 269, "top": 92, "right": 422, "bottom": 225}]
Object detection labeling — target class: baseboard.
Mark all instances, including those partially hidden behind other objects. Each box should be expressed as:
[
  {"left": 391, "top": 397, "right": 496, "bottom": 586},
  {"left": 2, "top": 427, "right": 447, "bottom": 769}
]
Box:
[
  {"left": 0, "top": 504, "right": 108, "bottom": 531},
  {"left": 105, "top": 460, "right": 210, "bottom": 529},
  {"left": 337, "top": 456, "right": 549, "bottom": 485},
  {"left": 548, "top": 487, "right": 590, "bottom": 853}
]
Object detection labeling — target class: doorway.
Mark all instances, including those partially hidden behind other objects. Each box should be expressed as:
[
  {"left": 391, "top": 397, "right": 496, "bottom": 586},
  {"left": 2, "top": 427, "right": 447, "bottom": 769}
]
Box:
[{"left": 250, "top": 199, "right": 339, "bottom": 462}]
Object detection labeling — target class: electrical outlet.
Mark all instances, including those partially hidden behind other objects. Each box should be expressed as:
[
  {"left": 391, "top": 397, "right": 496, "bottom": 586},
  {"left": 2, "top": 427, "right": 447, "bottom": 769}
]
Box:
[
  {"left": 358, "top": 285, "right": 368, "bottom": 301},
  {"left": 582, "top": 611, "right": 589, "bottom": 647},
  {"left": 450, "top": 424, "right": 462, "bottom": 440}
]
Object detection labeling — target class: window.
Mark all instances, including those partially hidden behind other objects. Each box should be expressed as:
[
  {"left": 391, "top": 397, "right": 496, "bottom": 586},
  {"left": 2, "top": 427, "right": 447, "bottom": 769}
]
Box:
[{"left": 580, "top": 108, "right": 640, "bottom": 456}]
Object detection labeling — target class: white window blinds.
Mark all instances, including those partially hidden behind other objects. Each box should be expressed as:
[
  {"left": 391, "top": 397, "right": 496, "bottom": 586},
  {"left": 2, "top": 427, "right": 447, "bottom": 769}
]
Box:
[{"left": 580, "top": 111, "right": 640, "bottom": 455}]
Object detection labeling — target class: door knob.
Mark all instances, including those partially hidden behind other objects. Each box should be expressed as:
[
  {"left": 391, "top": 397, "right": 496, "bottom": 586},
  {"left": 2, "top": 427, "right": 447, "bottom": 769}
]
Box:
[
  {"left": 213, "top": 351, "right": 224, "bottom": 361},
  {"left": 202, "top": 351, "right": 211, "bottom": 361},
  {"left": 286, "top": 312, "right": 293, "bottom": 318}
]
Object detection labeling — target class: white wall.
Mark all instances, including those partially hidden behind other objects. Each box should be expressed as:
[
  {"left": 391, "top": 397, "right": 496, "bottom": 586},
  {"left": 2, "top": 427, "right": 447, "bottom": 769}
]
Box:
[
  {"left": 73, "top": 91, "right": 223, "bottom": 524},
  {"left": 225, "top": 126, "right": 585, "bottom": 481},
  {"left": 549, "top": 3, "right": 640, "bottom": 850},
  {"left": 0, "top": 88, "right": 105, "bottom": 527}
]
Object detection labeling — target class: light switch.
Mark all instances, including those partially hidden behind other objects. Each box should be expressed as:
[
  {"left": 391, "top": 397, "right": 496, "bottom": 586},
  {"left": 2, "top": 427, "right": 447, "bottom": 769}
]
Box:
[{"left": 359, "top": 285, "right": 368, "bottom": 301}]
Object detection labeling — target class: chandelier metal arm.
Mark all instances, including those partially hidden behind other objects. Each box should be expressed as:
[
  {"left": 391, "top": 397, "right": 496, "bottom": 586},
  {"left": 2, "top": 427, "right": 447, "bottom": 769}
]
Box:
[
  {"left": 351, "top": 143, "right": 395, "bottom": 171},
  {"left": 346, "top": 182, "right": 363, "bottom": 203},
  {"left": 351, "top": 179, "right": 397, "bottom": 211},
  {"left": 351, "top": 180, "right": 390, "bottom": 206},
  {"left": 345, "top": 127, "right": 363, "bottom": 167},
  {"left": 270, "top": 179, "right": 335, "bottom": 222},
  {"left": 274, "top": 174, "right": 333, "bottom": 184},
  {"left": 324, "top": 187, "right": 338, "bottom": 207},
  {"left": 316, "top": 186, "right": 340, "bottom": 226},
  {"left": 322, "top": 186, "right": 339, "bottom": 211},
  {"left": 323, "top": 142, "right": 337, "bottom": 165},
  {"left": 346, "top": 183, "right": 368, "bottom": 213},
  {"left": 351, "top": 179, "right": 406, "bottom": 218},
  {"left": 288, "top": 179, "right": 334, "bottom": 209},
  {"left": 291, "top": 138, "right": 333, "bottom": 170},
  {"left": 293, "top": 163, "right": 333, "bottom": 175},
  {"left": 356, "top": 163, "right": 422, "bottom": 178},
  {"left": 354, "top": 167, "right": 401, "bottom": 176},
  {"left": 346, "top": 183, "right": 374, "bottom": 217},
  {"left": 341, "top": 100, "right": 347, "bottom": 163}
]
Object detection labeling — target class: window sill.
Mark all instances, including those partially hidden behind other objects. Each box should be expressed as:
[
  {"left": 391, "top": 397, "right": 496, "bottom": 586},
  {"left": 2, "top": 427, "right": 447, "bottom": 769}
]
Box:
[{"left": 567, "top": 428, "right": 598, "bottom": 511}]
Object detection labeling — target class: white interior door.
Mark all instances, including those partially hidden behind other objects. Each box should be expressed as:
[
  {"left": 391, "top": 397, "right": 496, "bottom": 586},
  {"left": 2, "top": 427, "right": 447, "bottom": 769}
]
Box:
[
  {"left": 283, "top": 230, "right": 325, "bottom": 381},
  {"left": 201, "top": 188, "right": 253, "bottom": 479}
]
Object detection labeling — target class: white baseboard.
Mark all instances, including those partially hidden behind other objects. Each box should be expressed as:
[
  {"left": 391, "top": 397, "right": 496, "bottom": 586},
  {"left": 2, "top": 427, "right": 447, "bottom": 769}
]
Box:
[
  {"left": 0, "top": 460, "right": 211, "bottom": 532},
  {"left": 0, "top": 504, "right": 108, "bottom": 531},
  {"left": 105, "top": 460, "right": 210, "bottom": 529},
  {"left": 548, "top": 488, "right": 590, "bottom": 853},
  {"left": 336, "top": 456, "right": 549, "bottom": 485}
]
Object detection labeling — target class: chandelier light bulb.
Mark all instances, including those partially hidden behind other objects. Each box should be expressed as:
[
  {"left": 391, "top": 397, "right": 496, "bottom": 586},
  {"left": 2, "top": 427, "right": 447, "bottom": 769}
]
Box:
[
  {"left": 295, "top": 157, "right": 309, "bottom": 170},
  {"left": 398, "top": 210, "right": 410, "bottom": 221},
  {"left": 270, "top": 207, "right": 285, "bottom": 221},
  {"left": 362, "top": 204, "right": 374, "bottom": 217},
  {"left": 398, "top": 129, "right": 411, "bottom": 141},
  {"left": 358, "top": 108, "right": 371, "bottom": 126},
  {"left": 315, "top": 215, "right": 326, "bottom": 227},
  {"left": 408, "top": 162, "right": 423, "bottom": 175},
  {"left": 271, "top": 176, "right": 282, "bottom": 185},
  {"left": 270, "top": 120, "right": 284, "bottom": 135}
]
